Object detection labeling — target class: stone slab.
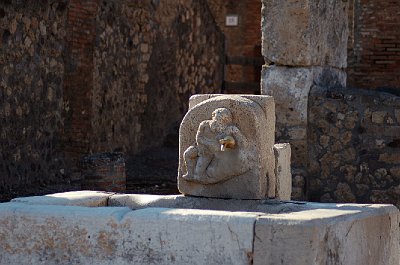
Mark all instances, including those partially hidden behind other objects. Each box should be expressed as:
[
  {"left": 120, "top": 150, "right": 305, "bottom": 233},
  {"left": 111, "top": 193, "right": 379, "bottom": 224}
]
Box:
[
  {"left": 108, "top": 194, "right": 307, "bottom": 214},
  {"left": 254, "top": 204, "right": 400, "bottom": 265},
  {"left": 261, "top": 0, "right": 348, "bottom": 68},
  {"left": 11, "top": 190, "right": 113, "bottom": 207},
  {"left": 0, "top": 202, "right": 256, "bottom": 265},
  {"left": 274, "top": 143, "right": 292, "bottom": 200},
  {"left": 178, "top": 94, "right": 276, "bottom": 199},
  {"left": 0, "top": 193, "right": 398, "bottom": 265}
]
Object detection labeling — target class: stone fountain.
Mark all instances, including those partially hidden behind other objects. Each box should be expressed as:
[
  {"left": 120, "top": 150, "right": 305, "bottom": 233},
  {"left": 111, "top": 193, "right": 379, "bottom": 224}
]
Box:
[{"left": 0, "top": 94, "right": 398, "bottom": 265}]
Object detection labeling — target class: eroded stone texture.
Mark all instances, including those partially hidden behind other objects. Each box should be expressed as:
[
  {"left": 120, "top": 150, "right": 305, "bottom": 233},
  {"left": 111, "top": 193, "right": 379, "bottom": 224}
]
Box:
[
  {"left": 261, "top": 0, "right": 348, "bottom": 68},
  {"left": 308, "top": 86, "right": 400, "bottom": 207},
  {"left": 178, "top": 95, "right": 276, "bottom": 199},
  {"left": 0, "top": 203, "right": 256, "bottom": 265},
  {"left": 254, "top": 204, "right": 400, "bottom": 265},
  {"left": 1, "top": 194, "right": 399, "bottom": 265},
  {"left": 261, "top": 65, "right": 346, "bottom": 171}
]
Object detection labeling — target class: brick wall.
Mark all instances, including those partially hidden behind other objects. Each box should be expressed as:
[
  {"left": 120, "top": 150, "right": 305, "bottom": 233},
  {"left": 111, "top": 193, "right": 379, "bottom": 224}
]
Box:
[
  {"left": 207, "top": 0, "right": 262, "bottom": 91},
  {"left": 347, "top": 0, "right": 400, "bottom": 89},
  {"left": 62, "top": 0, "right": 99, "bottom": 175}
]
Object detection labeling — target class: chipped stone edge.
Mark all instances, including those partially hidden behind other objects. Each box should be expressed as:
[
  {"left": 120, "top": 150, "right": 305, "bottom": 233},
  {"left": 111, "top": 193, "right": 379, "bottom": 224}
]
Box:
[{"left": 6, "top": 191, "right": 400, "bottom": 265}]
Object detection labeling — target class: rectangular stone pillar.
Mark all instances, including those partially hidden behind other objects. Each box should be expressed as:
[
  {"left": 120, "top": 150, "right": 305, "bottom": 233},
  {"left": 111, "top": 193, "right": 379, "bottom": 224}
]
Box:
[
  {"left": 261, "top": 65, "right": 346, "bottom": 169},
  {"left": 261, "top": 0, "right": 349, "bottom": 68},
  {"left": 273, "top": 143, "right": 292, "bottom": 201},
  {"left": 261, "top": 0, "right": 349, "bottom": 199}
]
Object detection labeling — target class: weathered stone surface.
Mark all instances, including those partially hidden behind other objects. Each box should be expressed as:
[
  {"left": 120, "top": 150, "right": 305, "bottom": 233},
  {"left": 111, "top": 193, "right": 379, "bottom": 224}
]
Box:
[
  {"left": 0, "top": 203, "right": 256, "bottom": 265},
  {"left": 109, "top": 194, "right": 308, "bottom": 214},
  {"left": 178, "top": 94, "right": 276, "bottom": 199},
  {"left": 261, "top": 65, "right": 346, "bottom": 170},
  {"left": 1, "top": 194, "right": 398, "bottom": 265},
  {"left": 261, "top": 0, "right": 349, "bottom": 68},
  {"left": 273, "top": 143, "right": 291, "bottom": 200},
  {"left": 261, "top": 66, "right": 346, "bottom": 128},
  {"left": 254, "top": 204, "right": 400, "bottom": 265},
  {"left": 308, "top": 86, "right": 400, "bottom": 207},
  {"left": 11, "top": 191, "right": 113, "bottom": 207},
  {"left": 371, "top": 111, "right": 387, "bottom": 124}
]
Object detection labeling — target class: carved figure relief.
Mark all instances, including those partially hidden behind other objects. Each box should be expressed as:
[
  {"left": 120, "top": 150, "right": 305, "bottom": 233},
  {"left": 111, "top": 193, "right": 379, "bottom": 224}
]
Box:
[{"left": 182, "top": 108, "right": 250, "bottom": 184}]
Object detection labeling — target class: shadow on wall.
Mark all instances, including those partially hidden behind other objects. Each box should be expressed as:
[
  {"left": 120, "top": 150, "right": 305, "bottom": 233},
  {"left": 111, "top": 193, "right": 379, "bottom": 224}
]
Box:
[{"left": 0, "top": 0, "right": 224, "bottom": 196}]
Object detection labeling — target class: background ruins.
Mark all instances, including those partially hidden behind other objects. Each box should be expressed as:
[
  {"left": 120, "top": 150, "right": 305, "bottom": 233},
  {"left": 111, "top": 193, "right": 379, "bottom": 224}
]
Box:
[{"left": 0, "top": 0, "right": 399, "bottom": 207}]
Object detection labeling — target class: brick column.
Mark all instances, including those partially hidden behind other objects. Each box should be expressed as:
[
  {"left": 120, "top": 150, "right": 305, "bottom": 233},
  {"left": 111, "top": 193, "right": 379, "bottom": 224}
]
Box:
[
  {"left": 260, "top": 0, "right": 349, "bottom": 199},
  {"left": 61, "top": 0, "right": 100, "bottom": 169}
]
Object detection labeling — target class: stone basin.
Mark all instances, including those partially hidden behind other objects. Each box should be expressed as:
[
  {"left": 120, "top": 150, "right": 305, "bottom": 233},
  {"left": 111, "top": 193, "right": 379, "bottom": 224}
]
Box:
[{"left": 0, "top": 191, "right": 399, "bottom": 265}]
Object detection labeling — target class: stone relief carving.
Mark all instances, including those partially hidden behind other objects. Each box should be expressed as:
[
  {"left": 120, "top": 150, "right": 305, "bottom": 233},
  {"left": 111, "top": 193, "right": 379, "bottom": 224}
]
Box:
[{"left": 182, "top": 107, "right": 250, "bottom": 184}]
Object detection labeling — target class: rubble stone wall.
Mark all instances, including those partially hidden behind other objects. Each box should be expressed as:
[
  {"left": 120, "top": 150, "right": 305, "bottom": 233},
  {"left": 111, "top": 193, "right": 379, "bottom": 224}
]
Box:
[
  {"left": 0, "top": 0, "right": 69, "bottom": 191},
  {"left": 0, "top": 0, "right": 224, "bottom": 193},
  {"left": 91, "top": 0, "right": 224, "bottom": 154},
  {"left": 308, "top": 87, "right": 400, "bottom": 207}
]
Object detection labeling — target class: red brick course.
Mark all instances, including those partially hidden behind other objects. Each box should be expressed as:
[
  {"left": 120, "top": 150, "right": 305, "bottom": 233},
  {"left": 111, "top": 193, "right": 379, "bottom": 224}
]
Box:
[
  {"left": 348, "top": 0, "right": 400, "bottom": 90},
  {"left": 61, "top": 0, "right": 100, "bottom": 163}
]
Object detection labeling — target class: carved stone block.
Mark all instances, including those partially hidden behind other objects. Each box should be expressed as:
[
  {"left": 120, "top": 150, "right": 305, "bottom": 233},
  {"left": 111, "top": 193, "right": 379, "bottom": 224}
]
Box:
[
  {"left": 274, "top": 143, "right": 292, "bottom": 201},
  {"left": 178, "top": 94, "right": 276, "bottom": 199}
]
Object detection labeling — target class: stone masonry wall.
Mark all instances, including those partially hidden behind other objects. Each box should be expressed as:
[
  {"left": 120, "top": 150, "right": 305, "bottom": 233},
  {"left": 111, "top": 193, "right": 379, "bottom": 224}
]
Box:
[
  {"left": 0, "top": 0, "right": 69, "bottom": 192},
  {"left": 347, "top": 0, "right": 400, "bottom": 90},
  {"left": 308, "top": 87, "right": 400, "bottom": 207},
  {"left": 92, "top": 0, "right": 224, "bottom": 154},
  {"left": 0, "top": 0, "right": 224, "bottom": 194}
]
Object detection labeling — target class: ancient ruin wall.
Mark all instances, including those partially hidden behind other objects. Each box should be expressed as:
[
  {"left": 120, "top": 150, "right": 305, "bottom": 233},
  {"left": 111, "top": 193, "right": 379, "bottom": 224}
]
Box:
[
  {"left": 91, "top": 0, "right": 224, "bottom": 154},
  {"left": 308, "top": 87, "right": 400, "bottom": 207},
  {"left": 206, "top": 0, "right": 262, "bottom": 93},
  {"left": 0, "top": 0, "right": 224, "bottom": 194},
  {"left": 0, "top": 1, "right": 69, "bottom": 191},
  {"left": 347, "top": 0, "right": 400, "bottom": 90}
]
